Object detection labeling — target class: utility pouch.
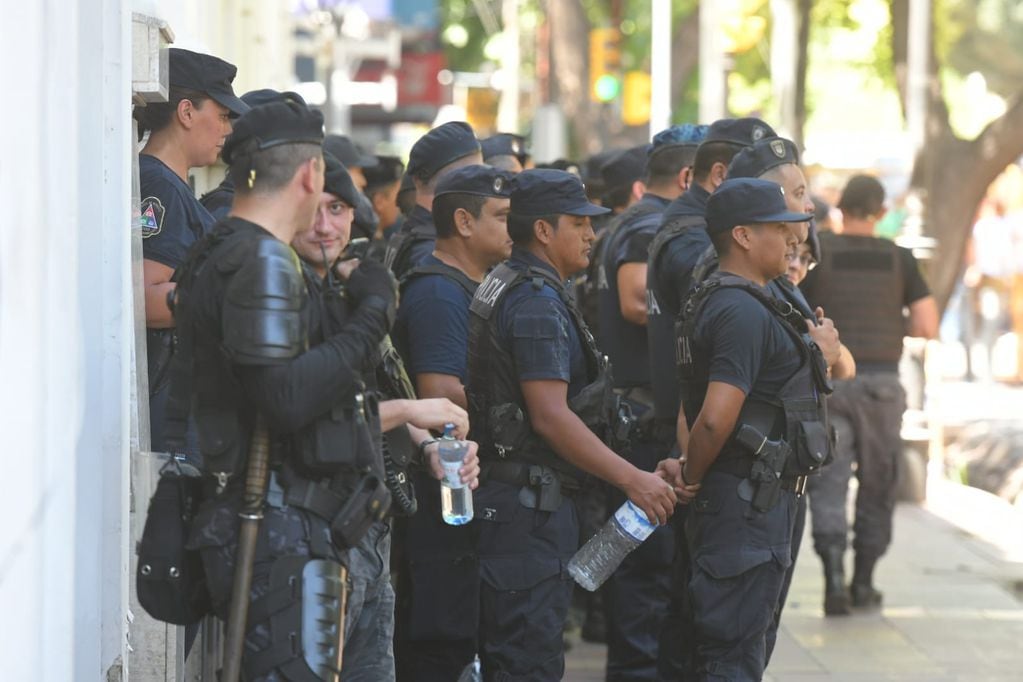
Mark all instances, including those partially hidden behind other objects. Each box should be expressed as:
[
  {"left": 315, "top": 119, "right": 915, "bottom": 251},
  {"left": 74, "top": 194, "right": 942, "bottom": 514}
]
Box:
[
  {"left": 488, "top": 403, "right": 530, "bottom": 456},
  {"left": 136, "top": 458, "right": 211, "bottom": 625},
  {"left": 785, "top": 420, "right": 833, "bottom": 477},
  {"left": 517, "top": 465, "right": 563, "bottom": 512},
  {"left": 196, "top": 408, "right": 244, "bottom": 477},
  {"left": 329, "top": 474, "right": 392, "bottom": 550},
  {"left": 300, "top": 391, "right": 381, "bottom": 476}
]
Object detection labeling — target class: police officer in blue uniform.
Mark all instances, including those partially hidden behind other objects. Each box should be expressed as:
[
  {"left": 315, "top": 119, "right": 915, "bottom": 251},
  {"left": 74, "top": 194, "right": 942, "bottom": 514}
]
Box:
[
  {"left": 135, "top": 47, "right": 248, "bottom": 458},
  {"left": 391, "top": 165, "right": 513, "bottom": 681},
  {"left": 595, "top": 126, "right": 705, "bottom": 681},
  {"left": 384, "top": 122, "right": 483, "bottom": 279},
  {"left": 465, "top": 169, "right": 683, "bottom": 680},
  {"left": 670, "top": 178, "right": 827, "bottom": 681}
]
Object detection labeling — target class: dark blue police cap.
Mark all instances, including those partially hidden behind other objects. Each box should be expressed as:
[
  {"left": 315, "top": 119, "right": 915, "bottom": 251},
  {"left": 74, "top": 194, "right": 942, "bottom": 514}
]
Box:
[
  {"left": 322, "top": 152, "right": 361, "bottom": 207},
  {"left": 480, "top": 133, "right": 529, "bottom": 162},
  {"left": 168, "top": 48, "right": 248, "bottom": 117},
  {"left": 650, "top": 124, "right": 709, "bottom": 153},
  {"left": 324, "top": 134, "right": 378, "bottom": 169},
  {"left": 434, "top": 164, "right": 514, "bottom": 200},
  {"left": 407, "top": 121, "right": 481, "bottom": 180},
  {"left": 511, "top": 169, "right": 611, "bottom": 217},
  {"left": 601, "top": 145, "right": 650, "bottom": 190},
  {"left": 706, "top": 177, "right": 812, "bottom": 235},
  {"left": 727, "top": 137, "right": 800, "bottom": 179},
  {"left": 241, "top": 89, "right": 306, "bottom": 109},
  {"left": 362, "top": 155, "right": 405, "bottom": 192},
  {"left": 221, "top": 100, "right": 324, "bottom": 165},
  {"left": 702, "top": 117, "right": 777, "bottom": 148}
]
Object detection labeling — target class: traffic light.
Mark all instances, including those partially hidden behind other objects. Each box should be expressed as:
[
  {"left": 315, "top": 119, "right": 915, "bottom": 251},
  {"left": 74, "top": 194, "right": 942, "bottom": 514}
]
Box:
[
  {"left": 622, "top": 71, "right": 652, "bottom": 126},
  {"left": 589, "top": 27, "right": 621, "bottom": 103}
]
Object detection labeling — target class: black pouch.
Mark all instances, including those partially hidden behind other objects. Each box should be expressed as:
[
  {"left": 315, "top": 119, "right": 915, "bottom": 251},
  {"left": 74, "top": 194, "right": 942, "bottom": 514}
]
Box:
[
  {"left": 300, "top": 391, "right": 382, "bottom": 476},
  {"left": 488, "top": 403, "right": 530, "bottom": 455},
  {"left": 136, "top": 458, "right": 211, "bottom": 625},
  {"left": 329, "top": 474, "right": 392, "bottom": 549},
  {"left": 784, "top": 420, "right": 834, "bottom": 477},
  {"left": 196, "top": 407, "right": 243, "bottom": 476}
]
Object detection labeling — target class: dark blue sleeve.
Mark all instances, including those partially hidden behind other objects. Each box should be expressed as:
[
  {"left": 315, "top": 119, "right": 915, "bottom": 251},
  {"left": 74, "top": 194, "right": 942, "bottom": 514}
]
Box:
[
  {"left": 400, "top": 279, "right": 470, "bottom": 381},
  {"left": 141, "top": 181, "right": 212, "bottom": 270},
  {"left": 507, "top": 294, "right": 574, "bottom": 383},
  {"left": 700, "top": 292, "right": 772, "bottom": 395},
  {"left": 622, "top": 230, "right": 655, "bottom": 265}
]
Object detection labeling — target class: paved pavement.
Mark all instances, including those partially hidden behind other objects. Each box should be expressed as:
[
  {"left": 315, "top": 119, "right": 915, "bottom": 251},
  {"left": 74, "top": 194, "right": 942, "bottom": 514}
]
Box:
[{"left": 564, "top": 477, "right": 1023, "bottom": 681}]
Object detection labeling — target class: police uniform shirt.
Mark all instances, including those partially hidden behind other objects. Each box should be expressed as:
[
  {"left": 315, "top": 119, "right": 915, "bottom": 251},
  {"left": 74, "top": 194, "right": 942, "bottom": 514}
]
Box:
[
  {"left": 654, "top": 183, "right": 712, "bottom": 305},
  {"left": 393, "top": 254, "right": 475, "bottom": 382},
  {"left": 694, "top": 283, "right": 802, "bottom": 409},
  {"left": 499, "top": 249, "right": 588, "bottom": 397},
  {"left": 140, "top": 154, "right": 217, "bottom": 271}
]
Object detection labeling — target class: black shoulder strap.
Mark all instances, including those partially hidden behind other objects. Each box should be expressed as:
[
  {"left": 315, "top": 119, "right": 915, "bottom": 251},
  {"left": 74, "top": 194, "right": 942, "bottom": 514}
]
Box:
[
  {"left": 648, "top": 213, "right": 707, "bottom": 267},
  {"left": 524, "top": 266, "right": 606, "bottom": 378},
  {"left": 470, "top": 262, "right": 522, "bottom": 321},
  {"left": 400, "top": 262, "right": 478, "bottom": 297}
]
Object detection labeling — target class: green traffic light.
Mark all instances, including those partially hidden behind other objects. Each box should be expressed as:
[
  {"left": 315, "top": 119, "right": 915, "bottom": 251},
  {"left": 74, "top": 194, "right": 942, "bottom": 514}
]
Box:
[{"left": 594, "top": 74, "right": 621, "bottom": 102}]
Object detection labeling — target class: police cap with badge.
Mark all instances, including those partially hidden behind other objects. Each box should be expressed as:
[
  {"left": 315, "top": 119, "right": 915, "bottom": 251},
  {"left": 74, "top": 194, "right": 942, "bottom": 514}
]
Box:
[
  {"left": 511, "top": 169, "right": 611, "bottom": 217},
  {"left": 700, "top": 117, "right": 777, "bottom": 150},
  {"left": 168, "top": 48, "right": 249, "bottom": 117},
  {"left": 481, "top": 133, "right": 529, "bottom": 166},
  {"left": 727, "top": 136, "right": 800, "bottom": 179},
  {"left": 706, "top": 177, "right": 812, "bottom": 236},
  {"left": 407, "top": 121, "right": 481, "bottom": 181},
  {"left": 434, "top": 164, "right": 515, "bottom": 200}
]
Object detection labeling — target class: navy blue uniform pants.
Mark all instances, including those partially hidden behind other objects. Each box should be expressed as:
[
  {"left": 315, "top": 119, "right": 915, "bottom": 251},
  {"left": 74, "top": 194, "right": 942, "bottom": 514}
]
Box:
[
  {"left": 476, "top": 480, "right": 578, "bottom": 681},
  {"left": 685, "top": 471, "right": 796, "bottom": 682},
  {"left": 605, "top": 435, "right": 675, "bottom": 681},
  {"left": 395, "top": 469, "right": 479, "bottom": 682}
]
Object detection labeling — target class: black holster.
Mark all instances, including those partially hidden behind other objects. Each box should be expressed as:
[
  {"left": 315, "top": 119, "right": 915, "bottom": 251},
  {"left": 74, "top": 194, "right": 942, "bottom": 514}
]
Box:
[
  {"left": 298, "top": 391, "right": 382, "bottom": 476},
  {"left": 329, "top": 474, "right": 392, "bottom": 549}
]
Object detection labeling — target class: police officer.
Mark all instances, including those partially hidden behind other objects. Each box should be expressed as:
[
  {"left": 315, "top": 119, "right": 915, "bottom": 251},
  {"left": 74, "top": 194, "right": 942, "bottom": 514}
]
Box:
[
  {"left": 289, "top": 151, "right": 476, "bottom": 678},
  {"left": 135, "top": 47, "right": 247, "bottom": 457},
  {"left": 666, "top": 177, "right": 823, "bottom": 681},
  {"left": 173, "top": 100, "right": 475, "bottom": 681},
  {"left": 362, "top": 155, "right": 406, "bottom": 243},
  {"left": 800, "top": 174, "right": 938, "bottom": 614},
  {"left": 384, "top": 122, "right": 483, "bottom": 279},
  {"left": 481, "top": 132, "right": 529, "bottom": 173},
  {"left": 391, "top": 165, "right": 513, "bottom": 681},
  {"left": 595, "top": 126, "right": 704, "bottom": 681},
  {"left": 465, "top": 169, "right": 682, "bottom": 680},
  {"left": 199, "top": 89, "right": 306, "bottom": 221}
]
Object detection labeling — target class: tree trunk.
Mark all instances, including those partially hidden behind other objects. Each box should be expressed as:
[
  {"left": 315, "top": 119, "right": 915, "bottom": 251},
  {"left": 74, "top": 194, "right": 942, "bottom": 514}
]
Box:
[
  {"left": 794, "top": 0, "right": 812, "bottom": 150},
  {"left": 547, "top": 0, "right": 598, "bottom": 156},
  {"left": 670, "top": 7, "right": 701, "bottom": 112}
]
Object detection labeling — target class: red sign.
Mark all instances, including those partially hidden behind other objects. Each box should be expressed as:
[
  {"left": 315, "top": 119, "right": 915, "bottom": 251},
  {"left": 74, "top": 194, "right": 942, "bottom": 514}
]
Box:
[{"left": 397, "top": 52, "right": 445, "bottom": 107}]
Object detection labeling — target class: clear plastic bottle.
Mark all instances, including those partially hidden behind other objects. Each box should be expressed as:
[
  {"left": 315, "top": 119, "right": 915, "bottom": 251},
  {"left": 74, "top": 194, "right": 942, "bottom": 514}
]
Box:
[
  {"left": 438, "top": 423, "right": 474, "bottom": 525},
  {"left": 567, "top": 500, "right": 656, "bottom": 591}
]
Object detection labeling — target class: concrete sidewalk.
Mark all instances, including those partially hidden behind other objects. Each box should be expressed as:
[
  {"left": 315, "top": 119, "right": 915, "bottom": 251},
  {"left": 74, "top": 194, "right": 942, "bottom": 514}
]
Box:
[{"left": 565, "top": 478, "right": 1023, "bottom": 681}]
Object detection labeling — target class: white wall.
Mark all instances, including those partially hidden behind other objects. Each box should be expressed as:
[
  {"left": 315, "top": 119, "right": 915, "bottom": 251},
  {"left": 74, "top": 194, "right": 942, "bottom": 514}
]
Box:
[{"left": 0, "top": 0, "right": 132, "bottom": 679}]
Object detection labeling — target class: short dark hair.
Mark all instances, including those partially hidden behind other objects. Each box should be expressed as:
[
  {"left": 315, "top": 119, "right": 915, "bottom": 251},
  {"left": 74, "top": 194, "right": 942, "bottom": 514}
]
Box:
[
  {"left": 602, "top": 185, "right": 632, "bottom": 211},
  {"left": 227, "top": 140, "right": 322, "bottom": 195},
  {"left": 709, "top": 225, "right": 734, "bottom": 257},
  {"left": 838, "top": 175, "right": 886, "bottom": 220},
  {"left": 433, "top": 193, "right": 487, "bottom": 238},
  {"left": 646, "top": 146, "right": 696, "bottom": 185},
  {"left": 692, "top": 141, "right": 743, "bottom": 183},
  {"left": 508, "top": 213, "right": 559, "bottom": 245},
  {"left": 133, "top": 86, "right": 210, "bottom": 141}
]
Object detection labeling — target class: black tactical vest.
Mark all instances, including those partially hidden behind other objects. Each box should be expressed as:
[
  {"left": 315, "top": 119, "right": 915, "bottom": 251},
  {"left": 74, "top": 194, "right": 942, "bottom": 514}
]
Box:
[
  {"left": 596, "top": 198, "right": 665, "bottom": 388},
  {"left": 807, "top": 232, "right": 906, "bottom": 366},
  {"left": 383, "top": 209, "right": 436, "bottom": 280},
  {"left": 399, "top": 261, "right": 479, "bottom": 299},
  {"left": 677, "top": 273, "right": 833, "bottom": 477},
  {"left": 645, "top": 214, "right": 707, "bottom": 421},
  {"left": 466, "top": 262, "right": 615, "bottom": 484}
]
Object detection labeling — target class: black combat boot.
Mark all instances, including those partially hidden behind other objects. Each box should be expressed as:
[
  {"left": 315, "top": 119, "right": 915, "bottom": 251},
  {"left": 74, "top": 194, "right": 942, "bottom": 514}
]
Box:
[
  {"left": 820, "top": 545, "right": 851, "bottom": 616},
  {"left": 850, "top": 553, "right": 883, "bottom": 609}
]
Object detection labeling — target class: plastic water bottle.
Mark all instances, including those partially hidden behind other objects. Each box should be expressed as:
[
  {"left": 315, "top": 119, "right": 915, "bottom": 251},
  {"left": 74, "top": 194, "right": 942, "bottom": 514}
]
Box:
[
  {"left": 439, "top": 423, "right": 473, "bottom": 525},
  {"left": 568, "top": 501, "right": 656, "bottom": 591}
]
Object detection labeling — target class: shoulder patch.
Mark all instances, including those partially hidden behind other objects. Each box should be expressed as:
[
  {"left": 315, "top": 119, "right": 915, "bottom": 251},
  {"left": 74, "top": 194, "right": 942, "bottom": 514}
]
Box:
[{"left": 140, "top": 196, "right": 165, "bottom": 239}]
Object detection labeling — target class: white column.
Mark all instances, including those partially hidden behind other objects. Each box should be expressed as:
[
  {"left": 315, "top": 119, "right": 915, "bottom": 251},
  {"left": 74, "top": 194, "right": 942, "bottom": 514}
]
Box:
[
  {"left": 698, "top": 1, "right": 727, "bottom": 123},
  {"left": 649, "top": 0, "right": 672, "bottom": 137},
  {"left": 0, "top": 0, "right": 132, "bottom": 679},
  {"left": 906, "top": 0, "right": 931, "bottom": 157},
  {"left": 770, "top": 0, "right": 798, "bottom": 139},
  {"left": 497, "top": 0, "right": 522, "bottom": 133}
]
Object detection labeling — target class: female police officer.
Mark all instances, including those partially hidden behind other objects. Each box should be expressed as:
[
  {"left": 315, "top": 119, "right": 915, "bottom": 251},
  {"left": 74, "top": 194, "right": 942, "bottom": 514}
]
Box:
[{"left": 134, "top": 47, "right": 247, "bottom": 455}]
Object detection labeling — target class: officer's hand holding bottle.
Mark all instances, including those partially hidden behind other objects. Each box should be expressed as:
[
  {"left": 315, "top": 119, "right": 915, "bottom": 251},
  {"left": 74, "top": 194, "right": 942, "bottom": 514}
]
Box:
[
  {"left": 422, "top": 437, "right": 481, "bottom": 491},
  {"left": 406, "top": 398, "right": 469, "bottom": 437},
  {"left": 621, "top": 469, "right": 678, "bottom": 525}
]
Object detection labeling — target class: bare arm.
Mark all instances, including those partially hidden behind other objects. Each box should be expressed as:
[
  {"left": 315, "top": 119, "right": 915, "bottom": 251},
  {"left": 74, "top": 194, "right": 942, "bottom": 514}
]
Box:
[
  {"left": 682, "top": 381, "right": 747, "bottom": 485},
  {"left": 832, "top": 343, "right": 856, "bottom": 380},
  {"left": 143, "top": 259, "right": 176, "bottom": 328},
  {"left": 522, "top": 378, "right": 677, "bottom": 523},
  {"left": 617, "top": 263, "right": 649, "bottom": 326},
  {"left": 415, "top": 372, "right": 468, "bottom": 409},
  {"left": 379, "top": 398, "right": 468, "bottom": 435},
  {"left": 907, "top": 296, "right": 939, "bottom": 339}
]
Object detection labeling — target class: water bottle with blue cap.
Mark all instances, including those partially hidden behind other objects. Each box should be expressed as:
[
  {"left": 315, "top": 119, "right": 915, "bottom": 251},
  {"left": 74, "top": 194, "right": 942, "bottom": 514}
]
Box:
[
  {"left": 438, "top": 423, "right": 473, "bottom": 525},
  {"left": 567, "top": 500, "right": 656, "bottom": 591}
]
